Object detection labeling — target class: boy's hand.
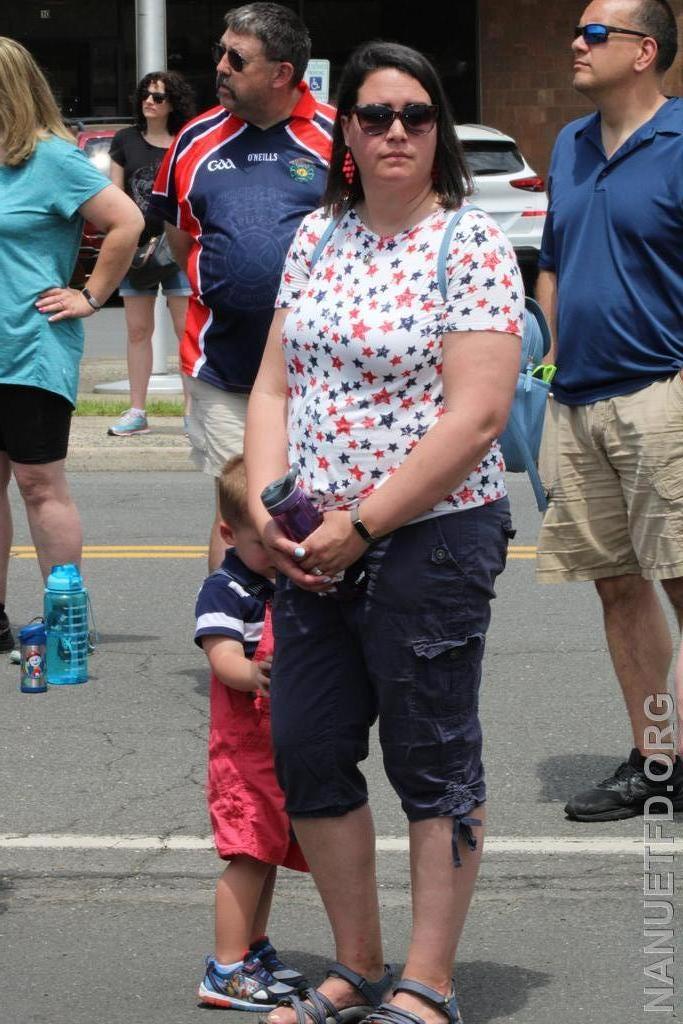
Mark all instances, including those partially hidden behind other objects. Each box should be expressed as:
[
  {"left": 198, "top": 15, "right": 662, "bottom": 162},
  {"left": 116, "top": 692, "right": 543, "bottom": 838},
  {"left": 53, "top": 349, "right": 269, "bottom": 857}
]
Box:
[{"left": 253, "top": 656, "right": 272, "bottom": 695}]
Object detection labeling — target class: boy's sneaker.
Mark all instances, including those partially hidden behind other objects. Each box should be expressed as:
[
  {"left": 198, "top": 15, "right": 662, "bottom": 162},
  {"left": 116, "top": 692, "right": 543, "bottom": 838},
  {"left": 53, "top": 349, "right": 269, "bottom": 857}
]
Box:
[
  {"left": 0, "top": 610, "right": 14, "bottom": 653},
  {"left": 565, "top": 748, "right": 683, "bottom": 821},
  {"left": 107, "top": 409, "right": 150, "bottom": 436},
  {"left": 250, "top": 937, "right": 309, "bottom": 992},
  {"left": 198, "top": 952, "right": 294, "bottom": 1011}
]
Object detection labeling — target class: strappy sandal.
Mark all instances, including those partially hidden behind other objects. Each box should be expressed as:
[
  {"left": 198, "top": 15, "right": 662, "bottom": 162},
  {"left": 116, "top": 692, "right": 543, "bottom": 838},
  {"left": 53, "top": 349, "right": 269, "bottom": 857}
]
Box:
[
  {"left": 260, "top": 961, "right": 394, "bottom": 1024},
  {"left": 364, "top": 978, "right": 463, "bottom": 1024}
]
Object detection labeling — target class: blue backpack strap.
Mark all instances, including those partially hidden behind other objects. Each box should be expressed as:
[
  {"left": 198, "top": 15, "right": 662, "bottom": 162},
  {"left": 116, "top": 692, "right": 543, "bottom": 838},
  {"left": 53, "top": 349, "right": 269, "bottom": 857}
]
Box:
[
  {"left": 309, "top": 216, "right": 341, "bottom": 271},
  {"left": 504, "top": 411, "right": 548, "bottom": 512},
  {"left": 436, "top": 204, "right": 482, "bottom": 301}
]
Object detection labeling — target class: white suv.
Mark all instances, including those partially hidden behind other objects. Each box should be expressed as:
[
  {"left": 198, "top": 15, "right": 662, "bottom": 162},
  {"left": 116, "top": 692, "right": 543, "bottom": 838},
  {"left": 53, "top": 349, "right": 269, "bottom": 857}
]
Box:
[{"left": 456, "top": 123, "right": 548, "bottom": 293}]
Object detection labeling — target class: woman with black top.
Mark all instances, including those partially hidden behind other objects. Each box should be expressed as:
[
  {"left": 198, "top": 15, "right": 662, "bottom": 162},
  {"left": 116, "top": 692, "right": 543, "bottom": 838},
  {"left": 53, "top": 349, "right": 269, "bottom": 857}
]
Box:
[{"left": 107, "top": 70, "right": 195, "bottom": 437}]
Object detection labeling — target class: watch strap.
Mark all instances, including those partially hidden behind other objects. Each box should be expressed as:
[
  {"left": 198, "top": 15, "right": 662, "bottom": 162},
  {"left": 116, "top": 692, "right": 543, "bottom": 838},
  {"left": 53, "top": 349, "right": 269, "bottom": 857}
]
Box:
[
  {"left": 350, "top": 505, "right": 376, "bottom": 544},
  {"left": 82, "top": 287, "right": 102, "bottom": 310}
]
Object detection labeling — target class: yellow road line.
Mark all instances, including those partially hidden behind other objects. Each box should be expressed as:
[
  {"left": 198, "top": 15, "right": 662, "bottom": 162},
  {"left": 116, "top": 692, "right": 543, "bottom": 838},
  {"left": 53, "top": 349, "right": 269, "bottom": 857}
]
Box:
[{"left": 11, "top": 545, "right": 538, "bottom": 560}]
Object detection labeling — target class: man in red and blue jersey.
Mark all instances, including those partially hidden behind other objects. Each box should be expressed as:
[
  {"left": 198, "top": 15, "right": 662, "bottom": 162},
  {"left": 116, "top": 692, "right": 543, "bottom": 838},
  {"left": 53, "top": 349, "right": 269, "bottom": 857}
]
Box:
[{"left": 150, "top": 3, "right": 333, "bottom": 568}]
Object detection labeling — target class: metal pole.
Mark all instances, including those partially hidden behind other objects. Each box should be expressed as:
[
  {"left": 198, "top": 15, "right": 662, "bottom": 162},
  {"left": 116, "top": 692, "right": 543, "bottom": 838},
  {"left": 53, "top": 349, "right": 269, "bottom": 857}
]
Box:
[
  {"left": 96, "top": 0, "right": 183, "bottom": 396},
  {"left": 136, "top": 0, "right": 167, "bottom": 78},
  {"left": 136, "top": 0, "right": 173, "bottom": 377}
]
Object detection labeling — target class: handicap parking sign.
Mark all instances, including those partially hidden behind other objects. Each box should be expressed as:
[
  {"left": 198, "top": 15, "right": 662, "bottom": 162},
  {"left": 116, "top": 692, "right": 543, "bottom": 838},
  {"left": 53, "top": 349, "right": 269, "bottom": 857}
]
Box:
[{"left": 305, "top": 59, "right": 330, "bottom": 103}]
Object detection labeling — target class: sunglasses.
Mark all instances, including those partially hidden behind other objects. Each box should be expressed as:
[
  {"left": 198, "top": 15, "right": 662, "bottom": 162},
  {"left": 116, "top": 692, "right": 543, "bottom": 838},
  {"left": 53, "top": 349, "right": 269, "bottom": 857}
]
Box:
[
  {"left": 352, "top": 103, "right": 438, "bottom": 136},
  {"left": 142, "top": 90, "right": 168, "bottom": 104},
  {"left": 211, "top": 41, "right": 283, "bottom": 73},
  {"left": 573, "top": 23, "right": 649, "bottom": 45}
]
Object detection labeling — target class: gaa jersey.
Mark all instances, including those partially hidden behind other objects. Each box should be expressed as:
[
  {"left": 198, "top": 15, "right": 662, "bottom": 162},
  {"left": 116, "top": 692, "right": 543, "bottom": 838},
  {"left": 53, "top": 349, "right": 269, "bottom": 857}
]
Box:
[{"left": 150, "top": 83, "right": 333, "bottom": 393}]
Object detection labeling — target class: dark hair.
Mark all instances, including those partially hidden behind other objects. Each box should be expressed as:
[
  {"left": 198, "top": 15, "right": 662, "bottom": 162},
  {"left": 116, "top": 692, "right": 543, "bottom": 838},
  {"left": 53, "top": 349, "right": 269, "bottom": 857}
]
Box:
[
  {"left": 218, "top": 455, "right": 250, "bottom": 526},
  {"left": 322, "top": 41, "right": 472, "bottom": 217},
  {"left": 134, "top": 71, "right": 196, "bottom": 135},
  {"left": 224, "top": 2, "right": 311, "bottom": 84},
  {"left": 630, "top": 0, "right": 678, "bottom": 72}
]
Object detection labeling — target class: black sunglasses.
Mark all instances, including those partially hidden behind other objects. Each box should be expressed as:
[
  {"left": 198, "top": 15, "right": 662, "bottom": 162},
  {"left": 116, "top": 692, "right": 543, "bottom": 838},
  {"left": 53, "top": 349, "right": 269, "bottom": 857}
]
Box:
[
  {"left": 142, "top": 90, "right": 168, "bottom": 104},
  {"left": 574, "top": 23, "right": 649, "bottom": 45},
  {"left": 211, "top": 41, "right": 283, "bottom": 73},
  {"left": 352, "top": 103, "right": 438, "bottom": 136}
]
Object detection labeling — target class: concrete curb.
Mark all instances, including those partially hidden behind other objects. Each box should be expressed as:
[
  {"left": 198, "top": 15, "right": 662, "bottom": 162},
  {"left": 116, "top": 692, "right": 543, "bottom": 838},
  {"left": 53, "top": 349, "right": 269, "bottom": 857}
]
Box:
[{"left": 67, "top": 417, "right": 197, "bottom": 472}]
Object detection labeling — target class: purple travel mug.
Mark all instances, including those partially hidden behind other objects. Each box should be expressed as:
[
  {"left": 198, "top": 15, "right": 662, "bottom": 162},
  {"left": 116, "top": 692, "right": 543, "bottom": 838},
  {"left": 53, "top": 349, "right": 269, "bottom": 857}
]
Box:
[{"left": 260, "top": 463, "right": 322, "bottom": 542}]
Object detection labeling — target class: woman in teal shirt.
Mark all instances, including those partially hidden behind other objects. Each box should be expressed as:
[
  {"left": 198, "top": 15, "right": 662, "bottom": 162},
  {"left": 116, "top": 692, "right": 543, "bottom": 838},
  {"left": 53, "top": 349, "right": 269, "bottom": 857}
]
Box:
[{"left": 0, "top": 37, "right": 143, "bottom": 652}]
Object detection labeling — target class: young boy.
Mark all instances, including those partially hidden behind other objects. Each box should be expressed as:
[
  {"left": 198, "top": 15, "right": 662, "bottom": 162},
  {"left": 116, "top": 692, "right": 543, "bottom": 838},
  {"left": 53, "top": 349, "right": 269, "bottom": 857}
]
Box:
[{"left": 194, "top": 455, "right": 308, "bottom": 1010}]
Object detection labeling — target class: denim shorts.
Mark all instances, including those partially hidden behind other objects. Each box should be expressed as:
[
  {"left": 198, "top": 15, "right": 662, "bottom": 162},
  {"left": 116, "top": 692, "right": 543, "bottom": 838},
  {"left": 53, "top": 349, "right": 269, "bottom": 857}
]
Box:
[
  {"left": 118, "top": 268, "right": 192, "bottom": 297},
  {"left": 270, "top": 498, "right": 514, "bottom": 866}
]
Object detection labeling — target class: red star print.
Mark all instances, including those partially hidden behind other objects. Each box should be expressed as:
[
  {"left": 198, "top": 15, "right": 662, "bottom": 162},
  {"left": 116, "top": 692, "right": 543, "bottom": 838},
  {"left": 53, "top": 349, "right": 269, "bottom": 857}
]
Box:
[
  {"left": 335, "top": 415, "right": 352, "bottom": 435},
  {"left": 396, "top": 287, "right": 417, "bottom": 308},
  {"left": 350, "top": 465, "right": 363, "bottom": 481},
  {"left": 352, "top": 319, "right": 371, "bottom": 340},
  {"left": 292, "top": 356, "right": 305, "bottom": 375},
  {"left": 331, "top": 356, "right": 344, "bottom": 370},
  {"left": 317, "top": 456, "right": 330, "bottom": 470},
  {"left": 380, "top": 321, "right": 394, "bottom": 334},
  {"left": 372, "top": 388, "right": 391, "bottom": 405},
  {"left": 362, "top": 370, "right": 377, "bottom": 384},
  {"left": 483, "top": 251, "right": 501, "bottom": 270}
]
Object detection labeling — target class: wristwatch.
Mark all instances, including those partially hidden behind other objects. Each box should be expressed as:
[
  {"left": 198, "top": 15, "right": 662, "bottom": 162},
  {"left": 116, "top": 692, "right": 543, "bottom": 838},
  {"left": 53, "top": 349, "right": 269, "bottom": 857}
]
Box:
[
  {"left": 81, "top": 287, "right": 102, "bottom": 311},
  {"left": 350, "top": 505, "right": 376, "bottom": 545}
]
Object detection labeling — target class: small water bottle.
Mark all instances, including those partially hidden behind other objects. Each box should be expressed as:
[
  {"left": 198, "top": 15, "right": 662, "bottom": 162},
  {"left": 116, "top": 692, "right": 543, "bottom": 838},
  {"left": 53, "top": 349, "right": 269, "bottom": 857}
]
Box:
[
  {"left": 44, "top": 564, "right": 89, "bottom": 685},
  {"left": 19, "top": 621, "right": 47, "bottom": 694},
  {"left": 260, "top": 463, "right": 323, "bottom": 542}
]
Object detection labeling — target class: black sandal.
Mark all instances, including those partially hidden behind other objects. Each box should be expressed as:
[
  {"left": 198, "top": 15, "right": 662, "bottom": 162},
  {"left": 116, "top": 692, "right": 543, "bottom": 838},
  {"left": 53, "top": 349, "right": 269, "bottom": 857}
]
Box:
[
  {"left": 260, "top": 962, "right": 394, "bottom": 1024},
  {"left": 364, "top": 978, "right": 463, "bottom": 1024}
]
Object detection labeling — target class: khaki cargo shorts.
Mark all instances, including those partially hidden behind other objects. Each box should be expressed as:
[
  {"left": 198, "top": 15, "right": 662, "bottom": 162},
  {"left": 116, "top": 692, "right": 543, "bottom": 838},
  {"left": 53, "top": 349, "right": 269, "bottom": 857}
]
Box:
[
  {"left": 185, "top": 376, "right": 249, "bottom": 477},
  {"left": 536, "top": 373, "right": 683, "bottom": 583}
]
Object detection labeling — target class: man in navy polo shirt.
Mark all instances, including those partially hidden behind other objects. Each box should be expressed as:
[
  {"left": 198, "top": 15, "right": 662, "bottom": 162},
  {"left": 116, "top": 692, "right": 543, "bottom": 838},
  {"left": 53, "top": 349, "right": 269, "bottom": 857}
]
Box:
[
  {"left": 536, "top": 0, "right": 683, "bottom": 821},
  {"left": 150, "top": 3, "right": 333, "bottom": 568}
]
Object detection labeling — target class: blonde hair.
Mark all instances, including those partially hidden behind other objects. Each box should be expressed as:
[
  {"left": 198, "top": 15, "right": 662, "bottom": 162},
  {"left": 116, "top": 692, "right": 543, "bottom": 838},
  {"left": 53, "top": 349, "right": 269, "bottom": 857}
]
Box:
[
  {"left": 0, "top": 37, "right": 74, "bottom": 166},
  {"left": 218, "top": 455, "right": 251, "bottom": 528}
]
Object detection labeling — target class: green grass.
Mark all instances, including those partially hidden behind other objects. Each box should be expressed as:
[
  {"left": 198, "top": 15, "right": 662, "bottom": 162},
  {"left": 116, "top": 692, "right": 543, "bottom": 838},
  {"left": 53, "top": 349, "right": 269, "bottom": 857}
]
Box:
[{"left": 75, "top": 398, "right": 184, "bottom": 417}]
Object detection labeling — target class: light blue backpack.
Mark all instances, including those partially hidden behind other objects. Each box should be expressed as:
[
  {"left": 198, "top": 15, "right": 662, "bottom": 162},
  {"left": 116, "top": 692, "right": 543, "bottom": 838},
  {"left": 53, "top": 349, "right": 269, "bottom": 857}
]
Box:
[{"left": 310, "top": 204, "right": 552, "bottom": 512}]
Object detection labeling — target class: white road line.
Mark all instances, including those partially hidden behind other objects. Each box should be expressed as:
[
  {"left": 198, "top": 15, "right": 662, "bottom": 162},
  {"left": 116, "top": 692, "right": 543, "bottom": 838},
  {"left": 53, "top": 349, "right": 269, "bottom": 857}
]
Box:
[{"left": 0, "top": 834, "right": 669, "bottom": 855}]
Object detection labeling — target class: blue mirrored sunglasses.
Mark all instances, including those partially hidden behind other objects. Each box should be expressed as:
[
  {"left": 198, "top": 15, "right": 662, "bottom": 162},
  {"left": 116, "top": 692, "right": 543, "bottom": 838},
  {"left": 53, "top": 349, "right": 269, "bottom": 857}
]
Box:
[{"left": 574, "top": 23, "right": 649, "bottom": 45}]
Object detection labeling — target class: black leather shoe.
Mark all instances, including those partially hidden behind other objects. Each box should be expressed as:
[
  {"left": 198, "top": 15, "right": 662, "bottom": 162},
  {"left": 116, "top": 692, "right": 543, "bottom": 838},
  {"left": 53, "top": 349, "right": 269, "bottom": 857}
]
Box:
[
  {"left": 565, "top": 748, "right": 683, "bottom": 821},
  {"left": 0, "top": 610, "right": 14, "bottom": 653}
]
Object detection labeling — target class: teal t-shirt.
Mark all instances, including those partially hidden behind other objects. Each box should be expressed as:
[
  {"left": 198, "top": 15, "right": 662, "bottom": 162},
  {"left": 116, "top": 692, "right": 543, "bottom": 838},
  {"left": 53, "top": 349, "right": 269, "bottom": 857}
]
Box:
[{"left": 0, "top": 134, "right": 110, "bottom": 405}]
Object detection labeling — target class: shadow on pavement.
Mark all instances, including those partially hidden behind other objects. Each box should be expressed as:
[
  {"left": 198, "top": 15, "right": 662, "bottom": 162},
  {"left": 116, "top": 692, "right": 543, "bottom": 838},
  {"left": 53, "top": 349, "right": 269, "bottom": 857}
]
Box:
[
  {"left": 458, "top": 960, "right": 552, "bottom": 1022},
  {"left": 170, "top": 665, "right": 209, "bottom": 697},
  {"left": 536, "top": 754, "right": 620, "bottom": 803}
]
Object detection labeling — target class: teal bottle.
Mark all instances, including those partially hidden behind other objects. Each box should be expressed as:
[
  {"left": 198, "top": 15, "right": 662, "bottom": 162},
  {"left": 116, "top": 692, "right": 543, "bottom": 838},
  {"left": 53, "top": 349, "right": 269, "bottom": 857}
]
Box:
[{"left": 44, "top": 564, "right": 89, "bottom": 685}]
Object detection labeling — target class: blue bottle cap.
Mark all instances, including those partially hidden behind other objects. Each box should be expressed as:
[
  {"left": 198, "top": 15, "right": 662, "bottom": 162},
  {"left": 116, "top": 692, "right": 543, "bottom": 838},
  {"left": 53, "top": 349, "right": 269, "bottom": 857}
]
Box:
[
  {"left": 18, "top": 621, "right": 46, "bottom": 645},
  {"left": 46, "top": 563, "right": 84, "bottom": 591}
]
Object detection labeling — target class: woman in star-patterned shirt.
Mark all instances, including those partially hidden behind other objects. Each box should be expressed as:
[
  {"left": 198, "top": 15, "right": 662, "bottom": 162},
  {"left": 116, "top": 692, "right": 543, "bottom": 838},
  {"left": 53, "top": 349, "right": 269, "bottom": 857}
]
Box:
[{"left": 246, "top": 41, "right": 523, "bottom": 1024}]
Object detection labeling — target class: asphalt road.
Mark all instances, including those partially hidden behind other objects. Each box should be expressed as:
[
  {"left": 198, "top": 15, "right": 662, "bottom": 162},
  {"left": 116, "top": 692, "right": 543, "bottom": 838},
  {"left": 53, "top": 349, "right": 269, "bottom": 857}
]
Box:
[{"left": 1, "top": 474, "right": 680, "bottom": 1023}]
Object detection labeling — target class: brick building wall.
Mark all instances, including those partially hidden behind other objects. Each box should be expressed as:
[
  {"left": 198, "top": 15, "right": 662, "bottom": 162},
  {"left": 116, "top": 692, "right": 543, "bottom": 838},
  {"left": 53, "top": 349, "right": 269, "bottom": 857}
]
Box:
[{"left": 479, "top": 0, "right": 683, "bottom": 180}]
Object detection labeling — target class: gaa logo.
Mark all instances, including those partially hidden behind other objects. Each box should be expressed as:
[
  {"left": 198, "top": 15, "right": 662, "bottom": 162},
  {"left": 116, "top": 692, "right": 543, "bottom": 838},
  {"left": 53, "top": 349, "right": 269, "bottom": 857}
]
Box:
[
  {"left": 207, "top": 158, "right": 237, "bottom": 172},
  {"left": 289, "top": 158, "right": 315, "bottom": 183}
]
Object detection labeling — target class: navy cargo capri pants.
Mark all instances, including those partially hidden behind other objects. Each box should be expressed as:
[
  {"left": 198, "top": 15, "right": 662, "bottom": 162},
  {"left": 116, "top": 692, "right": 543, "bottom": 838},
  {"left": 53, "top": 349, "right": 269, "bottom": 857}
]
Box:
[{"left": 270, "top": 498, "right": 513, "bottom": 866}]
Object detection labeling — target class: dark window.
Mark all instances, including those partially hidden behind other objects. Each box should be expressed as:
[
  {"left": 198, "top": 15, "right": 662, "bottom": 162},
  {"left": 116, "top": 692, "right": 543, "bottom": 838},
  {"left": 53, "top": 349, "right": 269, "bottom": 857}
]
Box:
[{"left": 461, "top": 141, "right": 524, "bottom": 176}]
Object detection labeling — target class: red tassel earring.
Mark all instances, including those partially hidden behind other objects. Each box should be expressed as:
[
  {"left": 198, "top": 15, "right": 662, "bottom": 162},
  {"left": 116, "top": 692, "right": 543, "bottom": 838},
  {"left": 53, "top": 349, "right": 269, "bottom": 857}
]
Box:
[{"left": 342, "top": 148, "right": 356, "bottom": 185}]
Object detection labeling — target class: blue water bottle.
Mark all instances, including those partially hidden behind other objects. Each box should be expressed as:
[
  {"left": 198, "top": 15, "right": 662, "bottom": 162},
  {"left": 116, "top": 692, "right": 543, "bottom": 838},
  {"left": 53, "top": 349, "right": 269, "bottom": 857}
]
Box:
[{"left": 44, "top": 564, "right": 89, "bottom": 685}]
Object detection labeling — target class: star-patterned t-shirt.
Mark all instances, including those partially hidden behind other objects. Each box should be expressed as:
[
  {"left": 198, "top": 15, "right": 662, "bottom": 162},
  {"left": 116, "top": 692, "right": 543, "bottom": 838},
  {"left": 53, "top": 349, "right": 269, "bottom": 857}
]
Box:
[{"left": 275, "top": 205, "right": 524, "bottom": 517}]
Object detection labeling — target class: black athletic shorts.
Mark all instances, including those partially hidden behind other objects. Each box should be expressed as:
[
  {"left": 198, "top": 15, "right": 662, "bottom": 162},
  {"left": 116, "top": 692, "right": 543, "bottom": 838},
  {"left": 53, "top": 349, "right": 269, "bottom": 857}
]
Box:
[{"left": 0, "top": 384, "right": 73, "bottom": 464}]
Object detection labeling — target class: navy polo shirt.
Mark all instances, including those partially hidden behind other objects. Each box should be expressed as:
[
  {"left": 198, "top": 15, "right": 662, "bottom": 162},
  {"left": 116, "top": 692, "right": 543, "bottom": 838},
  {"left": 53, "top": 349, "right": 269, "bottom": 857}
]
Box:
[{"left": 539, "top": 97, "right": 683, "bottom": 405}]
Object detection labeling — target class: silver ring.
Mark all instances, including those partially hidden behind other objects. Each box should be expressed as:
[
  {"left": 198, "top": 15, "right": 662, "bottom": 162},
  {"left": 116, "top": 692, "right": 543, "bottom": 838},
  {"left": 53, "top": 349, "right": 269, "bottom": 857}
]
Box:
[{"left": 310, "top": 567, "right": 324, "bottom": 577}]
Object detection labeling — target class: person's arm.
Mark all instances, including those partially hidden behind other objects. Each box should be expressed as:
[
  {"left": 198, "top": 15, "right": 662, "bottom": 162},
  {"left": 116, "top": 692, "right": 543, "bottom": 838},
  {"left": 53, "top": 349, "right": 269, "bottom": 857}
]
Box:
[
  {"left": 165, "top": 222, "right": 192, "bottom": 271},
  {"left": 109, "top": 161, "right": 125, "bottom": 191},
  {"left": 201, "top": 635, "right": 271, "bottom": 694},
  {"left": 292, "top": 327, "right": 522, "bottom": 581},
  {"left": 536, "top": 269, "right": 557, "bottom": 365},
  {"left": 35, "top": 184, "right": 143, "bottom": 322}
]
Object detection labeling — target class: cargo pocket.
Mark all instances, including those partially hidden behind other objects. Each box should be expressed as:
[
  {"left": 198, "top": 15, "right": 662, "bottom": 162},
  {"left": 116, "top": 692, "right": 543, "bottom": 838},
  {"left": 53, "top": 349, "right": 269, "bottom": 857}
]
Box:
[{"left": 410, "top": 634, "right": 484, "bottom": 721}]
